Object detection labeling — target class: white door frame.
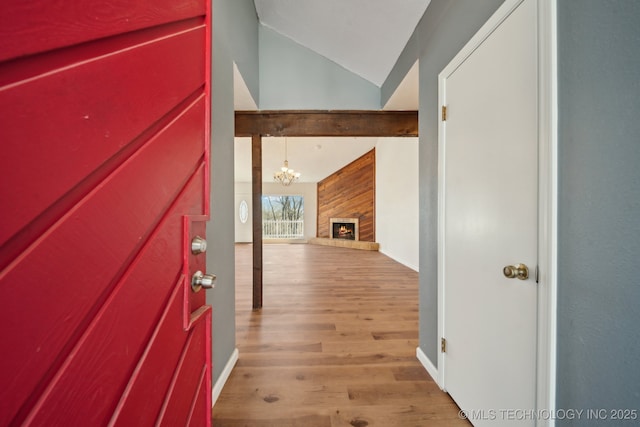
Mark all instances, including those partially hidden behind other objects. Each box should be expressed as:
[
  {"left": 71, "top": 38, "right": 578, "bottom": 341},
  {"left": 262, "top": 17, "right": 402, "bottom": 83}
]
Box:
[{"left": 436, "top": 0, "right": 557, "bottom": 424}]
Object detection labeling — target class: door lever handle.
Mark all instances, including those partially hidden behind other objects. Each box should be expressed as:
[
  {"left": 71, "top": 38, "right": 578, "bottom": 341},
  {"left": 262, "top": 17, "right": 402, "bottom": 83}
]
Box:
[{"left": 503, "top": 264, "right": 529, "bottom": 280}]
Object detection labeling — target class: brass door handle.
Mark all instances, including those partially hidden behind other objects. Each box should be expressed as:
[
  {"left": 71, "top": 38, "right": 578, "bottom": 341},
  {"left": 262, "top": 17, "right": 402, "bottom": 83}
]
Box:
[{"left": 503, "top": 264, "right": 529, "bottom": 280}]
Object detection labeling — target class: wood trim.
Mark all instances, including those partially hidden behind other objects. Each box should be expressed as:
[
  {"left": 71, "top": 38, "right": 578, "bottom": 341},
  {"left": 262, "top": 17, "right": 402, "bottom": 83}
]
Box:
[
  {"left": 251, "top": 135, "right": 263, "bottom": 310},
  {"left": 235, "top": 110, "right": 418, "bottom": 137}
]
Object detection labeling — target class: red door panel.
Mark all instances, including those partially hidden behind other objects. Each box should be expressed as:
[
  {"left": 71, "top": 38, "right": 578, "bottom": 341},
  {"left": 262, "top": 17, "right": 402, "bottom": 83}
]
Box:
[
  {"left": 0, "top": 1, "right": 211, "bottom": 426},
  {"left": 110, "top": 278, "right": 197, "bottom": 426},
  {"left": 0, "top": 24, "right": 205, "bottom": 258},
  {"left": 109, "top": 215, "right": 212, "bottom": 427},
  {"left": 23, "top": 167, "right": 206, "bottom": 426},
  {"left": 0, "top": 98, "right": 206, "bottom": 424},
  {"left": 188, "top": 367, "right": 212, "bottom": 427},
  {"left": 0, "top": 0, "right": 206, "bottom": 62},
  {"left": 157, "top": 318, "right": 209, "bottom": 427}
]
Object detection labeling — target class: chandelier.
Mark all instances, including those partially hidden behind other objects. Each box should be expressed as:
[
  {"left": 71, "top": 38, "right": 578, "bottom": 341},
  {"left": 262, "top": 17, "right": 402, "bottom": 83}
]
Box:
[{"left": 274, "top": 137, "right": 300, "bottom": 186}]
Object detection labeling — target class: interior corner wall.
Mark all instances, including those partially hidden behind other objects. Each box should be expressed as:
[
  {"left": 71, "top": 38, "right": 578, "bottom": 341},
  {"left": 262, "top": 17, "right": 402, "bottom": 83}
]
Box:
[
  {"left": 556, "top": 0, "right": 640, "bottom": 417},
  {"left": 258, "top": 25, "right": 381, "bottom": 110},
  {"left": 375, "top": 138, "right": 419, "bottom": 271},
  {"left": 416, "top": 0, "right": 505, "bottom": 368},
  {"left": 317, "top": 150, "right": 376, "bottom": 242}
]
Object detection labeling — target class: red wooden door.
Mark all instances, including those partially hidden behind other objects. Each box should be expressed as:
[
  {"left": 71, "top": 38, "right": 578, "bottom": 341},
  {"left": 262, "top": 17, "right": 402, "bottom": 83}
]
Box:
[{"left": 0, "top": 1, "right": 212, "bottom": 426}]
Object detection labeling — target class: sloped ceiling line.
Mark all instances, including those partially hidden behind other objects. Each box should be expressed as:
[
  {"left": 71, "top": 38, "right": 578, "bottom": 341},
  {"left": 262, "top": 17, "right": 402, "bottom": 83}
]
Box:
[{"left": 253, "top": 0, "right": 431, "bottom": 87}]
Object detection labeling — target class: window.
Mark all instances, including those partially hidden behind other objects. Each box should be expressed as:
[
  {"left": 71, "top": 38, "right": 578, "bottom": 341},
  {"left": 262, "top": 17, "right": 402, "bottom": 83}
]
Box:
[{"left": 261, "top": 195, "right": 304, "bottom": 239}]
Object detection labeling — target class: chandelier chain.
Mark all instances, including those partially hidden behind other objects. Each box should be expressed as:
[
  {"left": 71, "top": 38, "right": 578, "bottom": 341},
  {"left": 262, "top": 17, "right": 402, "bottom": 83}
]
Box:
[{"left": 274, "top": 137, "right": 300, "bottom": 186}]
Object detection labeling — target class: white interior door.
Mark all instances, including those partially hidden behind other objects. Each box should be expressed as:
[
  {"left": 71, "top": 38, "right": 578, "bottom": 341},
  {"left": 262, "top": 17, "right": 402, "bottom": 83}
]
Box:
[{"left": 439, "top": 0, "right": 538, "bottom": 425}]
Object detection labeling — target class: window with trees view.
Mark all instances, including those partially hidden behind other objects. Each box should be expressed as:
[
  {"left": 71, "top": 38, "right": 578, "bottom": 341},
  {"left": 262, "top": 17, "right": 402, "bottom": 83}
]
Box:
[{"left": 261, "top": 195, "right": 304, "bottom": 239}]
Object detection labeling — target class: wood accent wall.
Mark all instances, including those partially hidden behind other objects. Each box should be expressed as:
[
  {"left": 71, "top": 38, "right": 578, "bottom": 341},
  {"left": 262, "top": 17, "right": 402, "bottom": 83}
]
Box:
[{"left": 317, "top": 149, "right": 375, "bottom": 242}]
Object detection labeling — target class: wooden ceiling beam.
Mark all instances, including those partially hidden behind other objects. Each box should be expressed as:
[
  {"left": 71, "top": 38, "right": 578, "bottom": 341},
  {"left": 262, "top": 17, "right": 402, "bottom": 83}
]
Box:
[{"left": 235, "top": 110, "right": 418, "bottom": 137}]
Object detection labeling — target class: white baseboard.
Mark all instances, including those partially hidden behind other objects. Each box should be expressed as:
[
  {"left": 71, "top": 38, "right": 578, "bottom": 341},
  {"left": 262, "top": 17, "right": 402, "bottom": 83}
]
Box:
[
  {"left": 416, "top": 347, "right": 441, "bottom": 389},
  {"left": 212, "top": 348, "right": 239, "bottom": 406}
]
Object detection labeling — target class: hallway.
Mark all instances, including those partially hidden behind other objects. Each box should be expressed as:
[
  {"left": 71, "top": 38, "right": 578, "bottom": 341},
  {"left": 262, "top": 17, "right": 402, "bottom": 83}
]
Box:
[{"left": 213, "top": 244, "right": 469, "bottom": 426}]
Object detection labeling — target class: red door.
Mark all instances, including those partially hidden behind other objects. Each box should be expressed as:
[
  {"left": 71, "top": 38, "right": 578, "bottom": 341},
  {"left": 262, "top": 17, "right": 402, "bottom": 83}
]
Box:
[{"left": 0, "top": 1, "right": 212, "bottom": 426}]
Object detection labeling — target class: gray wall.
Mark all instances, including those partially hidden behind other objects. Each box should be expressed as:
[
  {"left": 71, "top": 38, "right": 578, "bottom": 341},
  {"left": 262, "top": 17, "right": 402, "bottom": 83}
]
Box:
[
  {"left": 214, "top": 0, "right": 260, "bottom": 105},
  {"left": 413, "top": 0, "right": 505, "bottom": 367},
  {"left": 259, "top": 26, "right": 381, "bottom": 109},
  {"left": 556, "top": 0, "right": 640, "bottom": 420},
  {"left": 208, "top": 0, "right": 258, "bottom": 384}
]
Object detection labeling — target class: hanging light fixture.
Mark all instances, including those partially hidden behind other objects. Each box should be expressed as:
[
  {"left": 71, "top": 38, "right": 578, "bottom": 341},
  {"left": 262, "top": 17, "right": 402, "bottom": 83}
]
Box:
[{"left": 274, "top": 137, "right": 300, "bottom": 186}]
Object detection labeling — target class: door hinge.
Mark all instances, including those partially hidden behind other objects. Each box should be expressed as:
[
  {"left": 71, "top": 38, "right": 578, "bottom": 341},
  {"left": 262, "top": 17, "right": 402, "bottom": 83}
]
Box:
[
  {"left": 441, "top": 105, "right": 447, "bottom": 121},
  {"left": 441, "top": 337, "right": 447, "bottom": 353},
  {"left": 535, "top": 265, "right": 539, "bottom": 284}
]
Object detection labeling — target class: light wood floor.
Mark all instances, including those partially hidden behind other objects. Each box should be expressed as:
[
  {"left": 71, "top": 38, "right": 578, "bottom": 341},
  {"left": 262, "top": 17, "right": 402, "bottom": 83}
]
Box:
[{"left": 213, "top": 243, "right": 469, "bottom": 427}]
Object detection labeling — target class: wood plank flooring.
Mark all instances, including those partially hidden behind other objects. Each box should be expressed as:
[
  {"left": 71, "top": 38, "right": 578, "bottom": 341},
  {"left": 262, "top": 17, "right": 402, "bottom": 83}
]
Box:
[{"left": 213, "top": 243, "right": 469, "bottom": 427}]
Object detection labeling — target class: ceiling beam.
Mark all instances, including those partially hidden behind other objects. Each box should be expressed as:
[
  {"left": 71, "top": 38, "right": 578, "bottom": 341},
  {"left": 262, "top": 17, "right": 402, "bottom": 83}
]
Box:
[{"left": 235, "top": 110, "right": 418, "bottom": 137}]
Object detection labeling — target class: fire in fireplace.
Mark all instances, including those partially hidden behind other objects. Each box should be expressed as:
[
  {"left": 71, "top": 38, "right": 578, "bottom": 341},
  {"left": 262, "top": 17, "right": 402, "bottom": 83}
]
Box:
[
  {"left": 329, "top": 218, "right": 359, "bottom": 240},
  {"left": 333, "top": 223, "right": 355, "bottom": 240}
]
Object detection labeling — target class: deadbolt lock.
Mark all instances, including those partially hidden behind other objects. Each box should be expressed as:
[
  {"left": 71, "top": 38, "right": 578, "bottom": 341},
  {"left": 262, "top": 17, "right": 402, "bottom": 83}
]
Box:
[{"left": 191, "top": 236, "right": 207, "bottom": 254}]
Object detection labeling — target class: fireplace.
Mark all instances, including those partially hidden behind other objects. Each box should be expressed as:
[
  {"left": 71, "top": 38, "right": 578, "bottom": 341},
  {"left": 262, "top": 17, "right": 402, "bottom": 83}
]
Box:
[{"left": 330, "top": 218, "right": 359, "bottom": 241}]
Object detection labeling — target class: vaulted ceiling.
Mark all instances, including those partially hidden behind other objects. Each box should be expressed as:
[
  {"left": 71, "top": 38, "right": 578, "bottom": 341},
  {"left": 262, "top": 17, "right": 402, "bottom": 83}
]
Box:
[
  {"left": 235, "top": 1, "right": 427, "bottom": 183},
  {"left": 253, "top": 0, "right": 430, "bottom": 87}
]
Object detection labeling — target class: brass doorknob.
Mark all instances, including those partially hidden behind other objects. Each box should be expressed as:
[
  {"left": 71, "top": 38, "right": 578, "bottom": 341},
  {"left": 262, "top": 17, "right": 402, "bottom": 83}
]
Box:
[
  {"left": 191, "top": 270, "right": 216, "bottom": 292},
  {"left": 503, "top": 264, "right": 529, "bottom": 280}
]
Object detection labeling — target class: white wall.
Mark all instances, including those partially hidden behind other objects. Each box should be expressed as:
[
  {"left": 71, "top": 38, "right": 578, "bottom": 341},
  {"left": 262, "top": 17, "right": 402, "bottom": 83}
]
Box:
[
  {"left": 234, "top": 181, "right": 318, "bottom": 242},
  {"left": 376, "top": 137, "right": 419, "bottom": 271}
]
